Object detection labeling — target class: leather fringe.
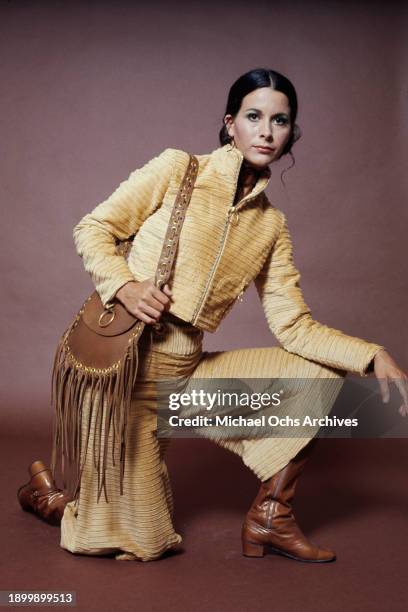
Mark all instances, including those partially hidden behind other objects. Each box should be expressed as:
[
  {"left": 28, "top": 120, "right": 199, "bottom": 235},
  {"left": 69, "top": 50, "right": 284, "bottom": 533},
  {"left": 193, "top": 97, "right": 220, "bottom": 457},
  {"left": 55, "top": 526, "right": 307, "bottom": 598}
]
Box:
[
  {"left": 49, "top": 154, "right": 197, "bottom": 506},
  {"left": 50, "top": 320, "right": 141, "bottom": 505}
]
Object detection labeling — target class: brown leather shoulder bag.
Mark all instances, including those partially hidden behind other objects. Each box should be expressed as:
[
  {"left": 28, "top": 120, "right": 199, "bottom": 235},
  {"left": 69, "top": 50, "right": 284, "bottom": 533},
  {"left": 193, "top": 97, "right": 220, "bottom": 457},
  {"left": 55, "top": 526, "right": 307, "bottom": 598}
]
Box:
[{"left": 50, "top": 153, "right": 198, "bottom": 503}]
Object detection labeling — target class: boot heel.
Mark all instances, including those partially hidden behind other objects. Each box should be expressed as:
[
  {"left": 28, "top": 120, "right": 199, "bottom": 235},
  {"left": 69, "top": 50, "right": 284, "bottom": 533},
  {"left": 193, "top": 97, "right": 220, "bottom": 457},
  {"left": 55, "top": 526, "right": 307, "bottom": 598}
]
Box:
[{"left": 242, "top": 540, "right": 265, "bottom": 557}]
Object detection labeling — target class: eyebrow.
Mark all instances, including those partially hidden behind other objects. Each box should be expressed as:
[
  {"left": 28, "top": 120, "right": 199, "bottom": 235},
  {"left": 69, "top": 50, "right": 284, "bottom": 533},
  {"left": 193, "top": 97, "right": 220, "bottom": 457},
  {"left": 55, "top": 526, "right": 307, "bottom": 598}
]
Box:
[{"left": 245, "top": 107, "right": 289, "bottom": 116}]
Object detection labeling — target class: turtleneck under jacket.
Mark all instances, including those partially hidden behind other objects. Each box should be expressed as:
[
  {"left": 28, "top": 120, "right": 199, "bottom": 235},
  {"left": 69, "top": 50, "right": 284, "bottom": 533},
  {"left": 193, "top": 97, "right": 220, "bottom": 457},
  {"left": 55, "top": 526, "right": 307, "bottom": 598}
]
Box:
[{"left": 72, "top": 143, "right": 384, "bottom": 377}]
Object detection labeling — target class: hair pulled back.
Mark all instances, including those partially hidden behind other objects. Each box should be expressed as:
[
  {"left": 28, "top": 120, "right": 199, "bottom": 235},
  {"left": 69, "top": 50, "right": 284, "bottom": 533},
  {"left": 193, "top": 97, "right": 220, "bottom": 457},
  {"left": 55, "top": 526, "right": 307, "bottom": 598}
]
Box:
[{"left": 218, "top": 67, "right": 301, "bottom": 158}]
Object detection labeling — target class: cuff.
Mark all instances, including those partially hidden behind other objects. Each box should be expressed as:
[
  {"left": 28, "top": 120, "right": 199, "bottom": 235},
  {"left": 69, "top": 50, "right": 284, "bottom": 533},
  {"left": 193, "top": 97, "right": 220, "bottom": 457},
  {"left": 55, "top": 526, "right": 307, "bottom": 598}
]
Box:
[
  {"left": 360, "top": 345, "right": 386, "bottom": 377},
  {"left": 98, "top": 274, "right": 136, "bottom": 308}
]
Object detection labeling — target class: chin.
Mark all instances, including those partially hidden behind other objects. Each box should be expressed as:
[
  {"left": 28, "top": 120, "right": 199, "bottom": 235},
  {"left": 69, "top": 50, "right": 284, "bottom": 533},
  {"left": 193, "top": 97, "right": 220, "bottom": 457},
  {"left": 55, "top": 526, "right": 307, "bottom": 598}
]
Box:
[{"left": 245, "top": 151, "right": 274, "bottom": 170}]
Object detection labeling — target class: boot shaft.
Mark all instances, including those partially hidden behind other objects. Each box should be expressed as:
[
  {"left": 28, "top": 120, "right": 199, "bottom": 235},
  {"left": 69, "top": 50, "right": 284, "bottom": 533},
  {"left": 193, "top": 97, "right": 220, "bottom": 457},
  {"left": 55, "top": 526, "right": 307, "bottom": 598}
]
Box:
[{"left": 250, "top": 438, "right": 319, "bottom": 517}]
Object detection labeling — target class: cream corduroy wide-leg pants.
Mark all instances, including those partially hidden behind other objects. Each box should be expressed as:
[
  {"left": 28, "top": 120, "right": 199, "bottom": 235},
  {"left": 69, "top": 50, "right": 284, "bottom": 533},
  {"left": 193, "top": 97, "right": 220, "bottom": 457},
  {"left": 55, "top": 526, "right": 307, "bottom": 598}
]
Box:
[{"left": 60, "top": 313, "right": 345, "bottom": 562}]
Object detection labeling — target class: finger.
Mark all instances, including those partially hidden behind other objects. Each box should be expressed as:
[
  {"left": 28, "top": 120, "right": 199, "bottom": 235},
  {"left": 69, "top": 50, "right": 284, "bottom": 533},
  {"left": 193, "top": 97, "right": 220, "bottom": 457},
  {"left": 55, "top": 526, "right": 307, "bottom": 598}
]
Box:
[
  {"left": 140, "top": 303, "right": 163, "bottom": 320},
  {"left": 133, "top": 310, "right": 156, "bottom": 324},
  {"left": 150, "top": 286, "right": 171, "bottom": 305},
  {"left": 399, "top": 404, "right": 408, "bottom": 417},
  {"left": 148, "top": 294, "right": 167, "bottom": 311},
  {"left": 394, "top": 376, "right": 408, "bottom": 408},
  {"left": 378, "top": 377, "right": 390, "bottom": 403},
  {"left": 162, "top": 284, "right": 173, "bottom": 296}
]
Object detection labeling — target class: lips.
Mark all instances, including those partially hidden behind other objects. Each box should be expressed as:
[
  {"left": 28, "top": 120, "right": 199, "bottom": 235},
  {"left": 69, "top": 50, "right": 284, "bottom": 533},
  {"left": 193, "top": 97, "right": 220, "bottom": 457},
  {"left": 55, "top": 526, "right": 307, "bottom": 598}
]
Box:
[{"left": 254, "top": 146, "right": 274, "bottom": 153}]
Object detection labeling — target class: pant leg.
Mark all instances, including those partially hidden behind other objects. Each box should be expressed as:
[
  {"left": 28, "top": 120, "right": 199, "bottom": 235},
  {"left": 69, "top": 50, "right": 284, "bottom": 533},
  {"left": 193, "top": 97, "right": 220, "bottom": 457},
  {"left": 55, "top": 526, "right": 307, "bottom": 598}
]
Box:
[
  {"left": 59, "top": 315, "right": 344, "bottom": 561},
  {"left": 60, "top": 386, "right": 183, "bottom": 561},
  {"left": 186, "top": 346, "right": 346, "bottom": 482},
  {"left": 60, "top": 317, "right": 204, "bottom": 562}
]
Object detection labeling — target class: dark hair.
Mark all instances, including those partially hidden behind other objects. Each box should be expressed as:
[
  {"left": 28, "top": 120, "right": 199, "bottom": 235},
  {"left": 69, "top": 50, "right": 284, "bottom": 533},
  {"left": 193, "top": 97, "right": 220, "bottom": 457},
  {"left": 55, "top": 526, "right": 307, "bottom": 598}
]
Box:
[{"left": 219, "top": 68, "right": 301, "bottom": 174}]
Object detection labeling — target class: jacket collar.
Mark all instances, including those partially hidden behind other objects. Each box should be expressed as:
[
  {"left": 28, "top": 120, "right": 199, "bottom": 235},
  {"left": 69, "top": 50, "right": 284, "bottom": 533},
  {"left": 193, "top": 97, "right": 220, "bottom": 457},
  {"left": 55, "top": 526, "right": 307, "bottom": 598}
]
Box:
[{"left": 210, "top": 143, "right": 272, "bottom": 206}]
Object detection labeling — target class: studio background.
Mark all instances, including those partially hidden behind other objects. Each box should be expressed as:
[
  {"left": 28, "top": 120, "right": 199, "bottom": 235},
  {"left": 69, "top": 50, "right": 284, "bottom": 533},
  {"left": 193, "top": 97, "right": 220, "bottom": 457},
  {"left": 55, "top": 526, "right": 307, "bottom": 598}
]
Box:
[{"left": 2, "top": 0, "right": 407, "bottom": 420}]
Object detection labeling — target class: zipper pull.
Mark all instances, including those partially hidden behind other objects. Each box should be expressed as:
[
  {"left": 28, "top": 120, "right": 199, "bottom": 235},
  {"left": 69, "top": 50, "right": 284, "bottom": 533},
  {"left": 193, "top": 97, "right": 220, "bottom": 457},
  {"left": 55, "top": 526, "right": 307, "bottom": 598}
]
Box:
[{"left": 227, "top": 207, "right": 240, "bottom": 226}]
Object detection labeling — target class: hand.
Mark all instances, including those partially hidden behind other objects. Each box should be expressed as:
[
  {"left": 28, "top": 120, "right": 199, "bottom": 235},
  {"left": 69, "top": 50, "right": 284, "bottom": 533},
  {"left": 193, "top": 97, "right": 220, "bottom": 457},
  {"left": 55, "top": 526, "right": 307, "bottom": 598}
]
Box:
[
  {"left": 115, "top": 278, "right": 173, "bottom": 325},
  {"left": 372, "top": 349, "right": 408, "bottom": 417}
]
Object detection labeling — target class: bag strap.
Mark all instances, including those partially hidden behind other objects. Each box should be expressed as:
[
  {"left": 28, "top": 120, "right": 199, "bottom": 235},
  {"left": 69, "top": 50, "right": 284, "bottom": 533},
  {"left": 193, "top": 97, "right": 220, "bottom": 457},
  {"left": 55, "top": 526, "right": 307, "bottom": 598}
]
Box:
[
  {"left": 154, "top": 153, "right": 198, "bottom": 288},
  {"left": 111, "top": 152, "right": 198, "bottom": 304}
]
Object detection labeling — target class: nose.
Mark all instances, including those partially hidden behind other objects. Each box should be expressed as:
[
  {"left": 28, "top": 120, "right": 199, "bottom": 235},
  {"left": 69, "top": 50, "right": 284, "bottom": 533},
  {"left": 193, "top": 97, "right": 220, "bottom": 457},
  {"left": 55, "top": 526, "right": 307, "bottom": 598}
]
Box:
[{"left": 259, "top": 120, "right": 273, "bottom": 142}]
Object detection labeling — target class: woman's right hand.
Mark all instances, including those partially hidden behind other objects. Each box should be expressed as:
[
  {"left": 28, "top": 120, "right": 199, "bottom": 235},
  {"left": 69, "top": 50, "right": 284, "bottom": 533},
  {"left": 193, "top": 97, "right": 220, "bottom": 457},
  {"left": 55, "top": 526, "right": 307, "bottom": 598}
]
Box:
[{"left": 114, "top": 279, "right": 173, "bottom": 324}]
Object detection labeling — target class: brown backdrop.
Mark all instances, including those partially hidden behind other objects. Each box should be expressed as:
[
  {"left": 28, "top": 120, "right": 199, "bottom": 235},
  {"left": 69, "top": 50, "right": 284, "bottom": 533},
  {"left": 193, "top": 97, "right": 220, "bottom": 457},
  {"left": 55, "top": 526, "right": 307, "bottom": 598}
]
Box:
[{"left": 2, "top": 1, "right": 407, "bottom": 421}]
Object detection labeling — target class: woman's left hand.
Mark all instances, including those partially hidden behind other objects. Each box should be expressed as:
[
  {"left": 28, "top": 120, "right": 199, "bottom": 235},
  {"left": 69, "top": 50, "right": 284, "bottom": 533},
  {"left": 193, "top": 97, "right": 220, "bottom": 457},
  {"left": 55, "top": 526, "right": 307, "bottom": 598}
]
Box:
[{"left": 373, "top": 350, "right": 408, "bottom": 416}]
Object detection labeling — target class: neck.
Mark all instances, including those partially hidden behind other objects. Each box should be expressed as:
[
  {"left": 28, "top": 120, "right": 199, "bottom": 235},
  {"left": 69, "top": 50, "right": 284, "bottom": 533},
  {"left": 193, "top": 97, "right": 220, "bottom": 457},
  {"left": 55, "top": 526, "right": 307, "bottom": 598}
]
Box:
[{"left": 239, "top": 160, "right": 261, "bottom": 188}]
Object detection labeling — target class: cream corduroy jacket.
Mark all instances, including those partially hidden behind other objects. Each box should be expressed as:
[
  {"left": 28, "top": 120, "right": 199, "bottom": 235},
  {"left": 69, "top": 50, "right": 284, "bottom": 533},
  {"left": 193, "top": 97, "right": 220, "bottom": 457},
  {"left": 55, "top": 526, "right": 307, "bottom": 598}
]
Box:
[{"left": 73, "top": 143, "right": 384, "bottom": 376}]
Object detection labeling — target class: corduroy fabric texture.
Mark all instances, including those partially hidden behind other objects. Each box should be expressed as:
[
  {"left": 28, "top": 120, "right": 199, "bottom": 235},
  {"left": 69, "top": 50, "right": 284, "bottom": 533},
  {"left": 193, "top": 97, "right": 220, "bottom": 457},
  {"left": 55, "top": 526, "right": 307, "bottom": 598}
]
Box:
[
  {"left": 72, "top": 143, "right": 384, "bottom": 376},
  {"left": 60, "top": 314, "right": 346, "bottom": 562}
]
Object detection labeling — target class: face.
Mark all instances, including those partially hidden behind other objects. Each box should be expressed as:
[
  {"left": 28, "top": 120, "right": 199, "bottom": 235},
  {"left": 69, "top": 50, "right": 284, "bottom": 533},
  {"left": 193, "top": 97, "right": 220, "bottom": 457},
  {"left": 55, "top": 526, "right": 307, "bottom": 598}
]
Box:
[{"left": 224, "top": 87, "right": 292, "bottom": 169}]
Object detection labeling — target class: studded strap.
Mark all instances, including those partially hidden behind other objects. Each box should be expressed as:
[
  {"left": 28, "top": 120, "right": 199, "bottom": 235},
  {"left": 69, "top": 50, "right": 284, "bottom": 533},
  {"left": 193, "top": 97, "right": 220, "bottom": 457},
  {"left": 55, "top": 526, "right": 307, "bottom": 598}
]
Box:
[{"left": 154, "top": 154, "right": 198, "bottom": 289}]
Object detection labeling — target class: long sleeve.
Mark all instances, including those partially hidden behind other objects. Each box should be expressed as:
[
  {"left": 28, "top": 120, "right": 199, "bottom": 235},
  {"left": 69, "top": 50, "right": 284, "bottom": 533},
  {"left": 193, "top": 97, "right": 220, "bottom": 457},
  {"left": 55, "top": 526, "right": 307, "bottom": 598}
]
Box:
[
  {"left": 73, "top": 148, "right": 177, "bottom": 307},
  {"left": 254, "top": 211, "right": 385, "bottom": 376}
]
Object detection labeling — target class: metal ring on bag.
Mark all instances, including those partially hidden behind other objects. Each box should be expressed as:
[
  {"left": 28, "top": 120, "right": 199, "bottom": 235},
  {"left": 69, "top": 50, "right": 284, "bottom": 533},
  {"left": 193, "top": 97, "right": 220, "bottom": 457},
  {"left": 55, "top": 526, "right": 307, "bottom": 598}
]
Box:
[{"left": 99, "top": 309, "right": 116, "bottom": 327}]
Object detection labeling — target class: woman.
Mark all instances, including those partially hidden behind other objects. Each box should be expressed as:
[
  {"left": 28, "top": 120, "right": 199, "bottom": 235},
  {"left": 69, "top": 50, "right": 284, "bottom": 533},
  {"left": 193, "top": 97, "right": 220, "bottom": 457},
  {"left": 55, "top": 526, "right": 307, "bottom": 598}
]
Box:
[{"left": 19, "top": 68, "right": 408, "bottom": 563}]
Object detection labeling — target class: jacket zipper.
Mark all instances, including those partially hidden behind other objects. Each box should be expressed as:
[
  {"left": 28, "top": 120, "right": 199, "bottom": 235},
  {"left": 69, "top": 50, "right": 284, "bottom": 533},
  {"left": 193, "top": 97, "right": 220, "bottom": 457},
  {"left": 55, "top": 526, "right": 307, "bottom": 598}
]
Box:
[
  {"left": 191, "top": 159, "right": 267, "bottom": 325},
  {"left": 191, "top": 193, "right": 259, "bottom": 325},
  {"left": 191, "top": 207, "right": 233, "bottom": 325},
  {"left": 229, "top": 192, "right": 261, "bottom": 301}
]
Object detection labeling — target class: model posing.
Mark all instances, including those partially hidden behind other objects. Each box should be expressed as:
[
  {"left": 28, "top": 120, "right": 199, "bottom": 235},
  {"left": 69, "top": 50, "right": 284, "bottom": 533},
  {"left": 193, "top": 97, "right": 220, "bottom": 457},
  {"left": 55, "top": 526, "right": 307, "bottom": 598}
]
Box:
[{"left": 18, "top": 68, "right": 407, "bottom": 563}]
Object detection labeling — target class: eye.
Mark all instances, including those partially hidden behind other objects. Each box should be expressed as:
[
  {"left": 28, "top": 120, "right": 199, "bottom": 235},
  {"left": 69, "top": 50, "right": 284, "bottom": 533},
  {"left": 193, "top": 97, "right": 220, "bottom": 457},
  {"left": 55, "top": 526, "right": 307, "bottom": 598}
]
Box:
[
  {"left": 273, "top": 115, "right": 289, "bottom": 126},
  {"left": 247, "top": 112, "right": 259, "bottom": 121}
]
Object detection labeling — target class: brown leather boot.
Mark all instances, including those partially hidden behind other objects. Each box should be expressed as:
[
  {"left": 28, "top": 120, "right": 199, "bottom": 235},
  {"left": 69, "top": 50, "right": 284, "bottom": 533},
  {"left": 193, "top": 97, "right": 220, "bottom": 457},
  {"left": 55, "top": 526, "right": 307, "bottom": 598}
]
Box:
[
  {"left": 17, "top": 460, "right": 72, "bottom": 526},
  {"left": 242, "top": 439, "right": 336, "bottom": 563}
]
